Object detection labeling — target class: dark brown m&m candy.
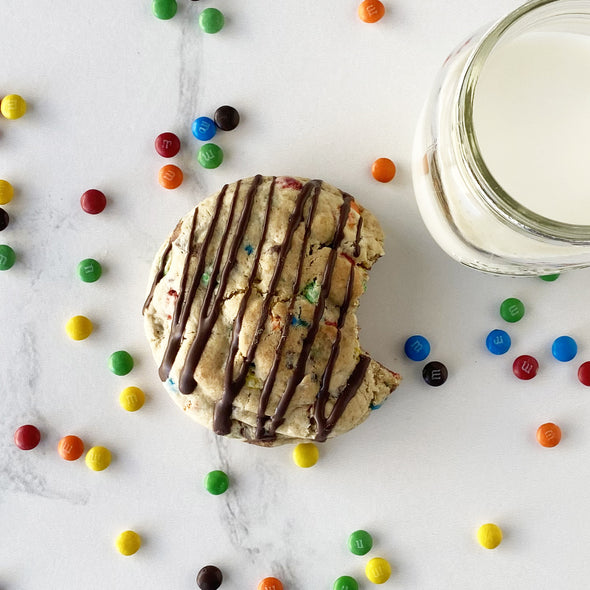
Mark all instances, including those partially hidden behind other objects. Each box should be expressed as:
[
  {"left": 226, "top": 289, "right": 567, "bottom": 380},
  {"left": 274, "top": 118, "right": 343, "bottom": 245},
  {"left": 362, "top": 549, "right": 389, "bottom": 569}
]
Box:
[
  {"left": 214, "top": 105, "right": 240, "bottom": 131},
  {"left": 197, "top": 565, "right": 223, "bottom": 590},
  {"left": 422, "top": 361, "right": 448, "bottom": 386},
  {"left": 0, "top": 207, "right": 9, "bottom": 231}
]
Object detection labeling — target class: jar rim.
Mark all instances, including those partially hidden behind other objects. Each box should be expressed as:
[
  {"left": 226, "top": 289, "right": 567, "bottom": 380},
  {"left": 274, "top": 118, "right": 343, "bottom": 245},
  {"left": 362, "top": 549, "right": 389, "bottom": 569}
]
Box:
[{"left": 457, "top": 0, "right": 590, "bottom": 243}]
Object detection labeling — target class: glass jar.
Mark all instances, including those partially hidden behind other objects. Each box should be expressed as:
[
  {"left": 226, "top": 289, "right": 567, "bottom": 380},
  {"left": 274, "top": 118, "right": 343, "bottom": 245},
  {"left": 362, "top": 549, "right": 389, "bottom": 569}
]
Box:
[{"left": 412, "top": 0, "right": 590, "bottom": 275}]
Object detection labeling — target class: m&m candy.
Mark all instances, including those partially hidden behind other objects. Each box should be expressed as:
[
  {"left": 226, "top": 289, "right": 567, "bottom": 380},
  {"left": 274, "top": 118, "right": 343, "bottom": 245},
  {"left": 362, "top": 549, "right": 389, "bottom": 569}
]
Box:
[
  {"left": 333, "top": 576, "right": 359, "bottom": 590},
  {"left": 477, "top": 523, "right": 503, "bottom": 549},
  {"left": 115, "top": 530, "right": 142, "bottom": 555},
  {"left": 551, "top": 335, "right": 577, "bottom": 362},
  {"left": 500, "top": 297, "right": 525, "bottom": 322},
  {"left": 152, "top": 0, "right": 177, "bottom": 19},
  {"left": 119, "top": 386, "right": 145, "bottom": 412},
  {"left": 65, "top": 315, "right": 93, "bottom": 341},
  {"left": 80, "top": 189, "right": 107, "bottom": 215},
  {"left": 1, "top": 94, "right": 27, "bottom": 119},
  {"left": 358, "top": 0, "right": 385, "bottom": 23},
  {"left": 0, "top": 244, "right": 16, "bottom": 270},
  {"left": 108, "top": 350, "right": 134, "bottom": 376},
  {"left": 192, "top": 116, "right": 217, "bottom": 141},
  {"left": 404, "top": 334, "right": 430, "bottom": 361},
  {"left": 77, "top": 258, "right": 102, "bottom": 283},
  {"left": 422, "top": 361, "right": 448, "bottom": 386},
  {"left": 155, "top": 132, "right": 181, "bottom": 157},
  {"left": 204, "top": 470, "right": 229, "bottom": 495},
  {"left": 214, "top": 105, "right": 240, "bottom": 131},
  {"left": 196, "top": 565, "right": 223, "bottom": 590},
  {"left": 540, "top": 273, "right": 560, "bottom": 282},
  {"left": 365, "top": 557, "right": 392, "bottom": 584},
  {"left": 0, "top": 179, "right": 14, "bottom": 205},
  {"left": 348, "top": 529, "right": 373, "bottom": 555},
  {"left": 292, "top": 442, "right": 319, "bottom": 468},
  {"left": 536, "top": 422, "right": 561, "bottom": 448},
  {"left": 197, "top": 143, "right": 224, "bottom": 169},
  {"left": 14, "top": 424, "right": 41, "bottom": 450},
  {"left": 258, "top": 577, "right": 283, "bottom": 590},
  {"left": 371, "top": 157, "right": 397, "bottom": 183},
  {"left": 158, "top": 164, "right": 183, "bottom": 189},
  {"left": 58, "top": 435, "right": 85, "bottom": 461},
  {"left": 485, "top": 329, "right": 511, "bottom": 355},
  {"left": 85, "top": 446, "right": 112, "bottom": 471},
  {"left": 513, "top": 355, "right": 538, "bottom": 380},
  {"left": 578, "top": 361, "right": 590, "bottom": 386},
  {"left": 0, "top": 208, "right": 9, "bottom": 231},
  {"left": 199, "top": 8, "right": 225, "bottom": 33}
]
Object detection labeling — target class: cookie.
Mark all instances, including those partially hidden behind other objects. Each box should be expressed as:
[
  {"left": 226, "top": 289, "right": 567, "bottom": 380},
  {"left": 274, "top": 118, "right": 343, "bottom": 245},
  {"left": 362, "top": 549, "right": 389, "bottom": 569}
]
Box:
[{"left": 143, "top": 175, "right": 400, "bottom": 445}]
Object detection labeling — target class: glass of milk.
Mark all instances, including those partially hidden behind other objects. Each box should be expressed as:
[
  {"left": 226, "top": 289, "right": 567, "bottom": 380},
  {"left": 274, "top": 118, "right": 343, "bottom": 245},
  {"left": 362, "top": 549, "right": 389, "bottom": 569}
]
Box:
[{"left": 412, "top": 0, "right": 590, "bottom": 275}]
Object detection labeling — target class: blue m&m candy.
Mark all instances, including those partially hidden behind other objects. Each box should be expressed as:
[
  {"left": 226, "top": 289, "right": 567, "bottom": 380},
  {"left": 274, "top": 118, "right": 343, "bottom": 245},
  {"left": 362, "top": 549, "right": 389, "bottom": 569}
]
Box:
[
  {"left": 404, "top": 335, "right": 430, "bottom": 361},
  {"left": 192, "top": 116, "right": 216, "bottom": 141},
  {"left": 552, "top": 335, "right": 577, "bottom": 362},
  {"left": 486, "top": 329, "right": 511, "bottom": 355}
]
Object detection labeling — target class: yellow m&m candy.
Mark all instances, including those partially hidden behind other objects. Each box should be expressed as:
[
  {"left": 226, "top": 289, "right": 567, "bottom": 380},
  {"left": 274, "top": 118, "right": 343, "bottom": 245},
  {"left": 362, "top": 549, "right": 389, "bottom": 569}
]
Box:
[
  {"left": 292, "top": 443, "right": 319, "bottom": 468},
  {"left": 365, "top": 557, "right": 392, "bottom": 584},
  {"left": 115, "top": 530, "right": 141, "bottom": 556},
  {"left": 119, "top": 386, "right": 145, "bottom": 412},
  {"left": 85, "top": 446, "right": 111, "bottom": 471},
  {"left": 477, "top": 523, "right": 503, "bottom": 549},
  {"left": 1, "top": 94, "right": 27, "bottom": 119},
  {"left": 65, "top": 315, "right": 93, "bottom": 340},
  {"left": 0, "top": 180, "right": 14, "bottom": 205}
]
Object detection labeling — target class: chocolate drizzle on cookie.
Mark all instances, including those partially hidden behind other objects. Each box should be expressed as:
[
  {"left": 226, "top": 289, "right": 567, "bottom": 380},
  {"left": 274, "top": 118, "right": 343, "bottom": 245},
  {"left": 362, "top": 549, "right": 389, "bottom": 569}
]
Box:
[{"left": 148, "top": 176, "right": 371, "bottom": 442}]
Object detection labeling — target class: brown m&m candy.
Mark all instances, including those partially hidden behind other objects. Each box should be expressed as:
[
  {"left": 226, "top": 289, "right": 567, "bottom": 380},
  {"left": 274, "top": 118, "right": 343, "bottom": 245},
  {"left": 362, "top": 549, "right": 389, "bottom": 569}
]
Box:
[
  {"left": 0, "top": 208, "right": 9, "bottom": 231},
  {"left": 214, "top": 105, "right": 240, "bottom": 131},
  {"left": 197, "top": 565, "right": 223, "bottom": 590}
]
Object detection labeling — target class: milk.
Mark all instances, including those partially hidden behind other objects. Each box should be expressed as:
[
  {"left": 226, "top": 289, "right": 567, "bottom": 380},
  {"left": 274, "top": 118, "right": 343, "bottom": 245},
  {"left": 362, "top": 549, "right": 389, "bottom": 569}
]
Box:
[{"left": 472, "top": 31, "right": 590, "bottom": 226}]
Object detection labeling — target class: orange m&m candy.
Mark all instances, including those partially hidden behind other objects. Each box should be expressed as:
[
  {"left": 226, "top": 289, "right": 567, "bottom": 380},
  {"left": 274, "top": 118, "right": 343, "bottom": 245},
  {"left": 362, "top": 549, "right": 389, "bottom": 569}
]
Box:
[
  {"left": 58, "top": 435, "right": 85, "bottom": 461},
  {"left": 158, "top": 164, "right": 183, "bottom": 189},
  {"left": 536, "top": 422, "right": 561, "bottom": 448},
  {"left": 358, "top": 0, "right": 385, "bottom": 23},
  {"left": 371, "top": 157, "right": 397, "bottom": 183},
  {"left": 258, "top": 577, "right": 283, "bottom": 590}
]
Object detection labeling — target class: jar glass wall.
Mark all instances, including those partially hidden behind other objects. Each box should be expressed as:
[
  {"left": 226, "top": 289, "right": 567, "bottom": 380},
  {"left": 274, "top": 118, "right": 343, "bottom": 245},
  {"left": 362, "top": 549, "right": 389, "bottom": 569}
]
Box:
[{"left": 412, "top": 0, "right": 590, "bottom": 275}]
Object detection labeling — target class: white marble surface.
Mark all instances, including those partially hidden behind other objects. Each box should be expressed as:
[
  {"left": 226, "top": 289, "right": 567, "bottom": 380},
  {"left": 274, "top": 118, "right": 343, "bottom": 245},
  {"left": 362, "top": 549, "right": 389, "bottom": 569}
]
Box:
[{"left": 3, "top": 1, "right": 590, "bottom": 588}]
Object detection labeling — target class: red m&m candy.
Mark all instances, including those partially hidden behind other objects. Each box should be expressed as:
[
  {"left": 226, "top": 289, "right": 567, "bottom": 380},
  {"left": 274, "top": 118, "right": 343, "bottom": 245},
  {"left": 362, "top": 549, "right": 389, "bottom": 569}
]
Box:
[
  {"left": 578, "top": 361, "right": 590, "bottom": 386},
  {"left": 14, "top": 424, "right": 41, "bottom": 450},
  {"left": 155, "top": 132, "right": 181, "bottom": 158},
  {"left": 80, "top": 189, "right": 107, "bottom": 214},
  {"left": 513, "top": 355, "right": 539, "bottom": 380}
]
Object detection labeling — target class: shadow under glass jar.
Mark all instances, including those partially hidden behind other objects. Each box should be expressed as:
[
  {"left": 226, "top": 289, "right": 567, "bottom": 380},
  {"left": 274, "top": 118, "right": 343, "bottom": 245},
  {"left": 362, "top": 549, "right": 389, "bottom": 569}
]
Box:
[{"left": 412, "top": 0, "right": 590, "bottom": 276}]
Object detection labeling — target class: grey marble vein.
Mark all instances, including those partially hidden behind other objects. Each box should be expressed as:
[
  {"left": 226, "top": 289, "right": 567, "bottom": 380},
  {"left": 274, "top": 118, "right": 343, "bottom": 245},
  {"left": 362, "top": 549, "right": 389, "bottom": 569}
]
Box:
[{"left": 0, "top": 326, "right": 89, "bottom": 505}]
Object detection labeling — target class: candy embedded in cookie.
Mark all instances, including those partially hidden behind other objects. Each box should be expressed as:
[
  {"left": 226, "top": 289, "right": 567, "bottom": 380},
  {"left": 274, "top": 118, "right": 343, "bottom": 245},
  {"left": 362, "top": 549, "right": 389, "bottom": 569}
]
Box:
[{"left": 143, "top": 175, "right": 400, "bottom": 445}]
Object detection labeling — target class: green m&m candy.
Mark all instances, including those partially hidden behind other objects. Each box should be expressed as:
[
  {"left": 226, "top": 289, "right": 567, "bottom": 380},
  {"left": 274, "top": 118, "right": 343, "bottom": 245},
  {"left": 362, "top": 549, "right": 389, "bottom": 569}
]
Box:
[
  {"left": 77, "top": 258, "right": 102, "bottom": 283},
  {"left": 197, "top": 143, "right": 224, "bottom": 169},
  {"left": 0, "top": 244, "right": 16, "bottom": 270},
  {"left": 199, "top": 8, "right": 225, "bottom": 34},
  {"left": 347, "top": 529, "right": 373, "bottom": 556},
  {"left": 152, "top": 0, "right": 177, "bottom": 20},
  {"left": 333, "top": 576, "right": 359, "bottom": 590},
  {"left": 204, "top": 469, "right": 229, "bottom": 495},
  {"left": 540, "top": 273, "right": 560, "bottom": 282},
  {"left": 500, "top": 297, "right": 525, "bottom": 323},
  {"left": 108, "top": 350, "right": 134, "bottom": 376}
]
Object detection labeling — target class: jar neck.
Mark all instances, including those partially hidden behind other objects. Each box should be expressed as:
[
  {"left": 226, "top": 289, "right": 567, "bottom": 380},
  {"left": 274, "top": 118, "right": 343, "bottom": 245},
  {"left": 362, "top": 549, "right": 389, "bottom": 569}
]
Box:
[{"left": 454, "top": 0, "right": 590, "bottom": 244}]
